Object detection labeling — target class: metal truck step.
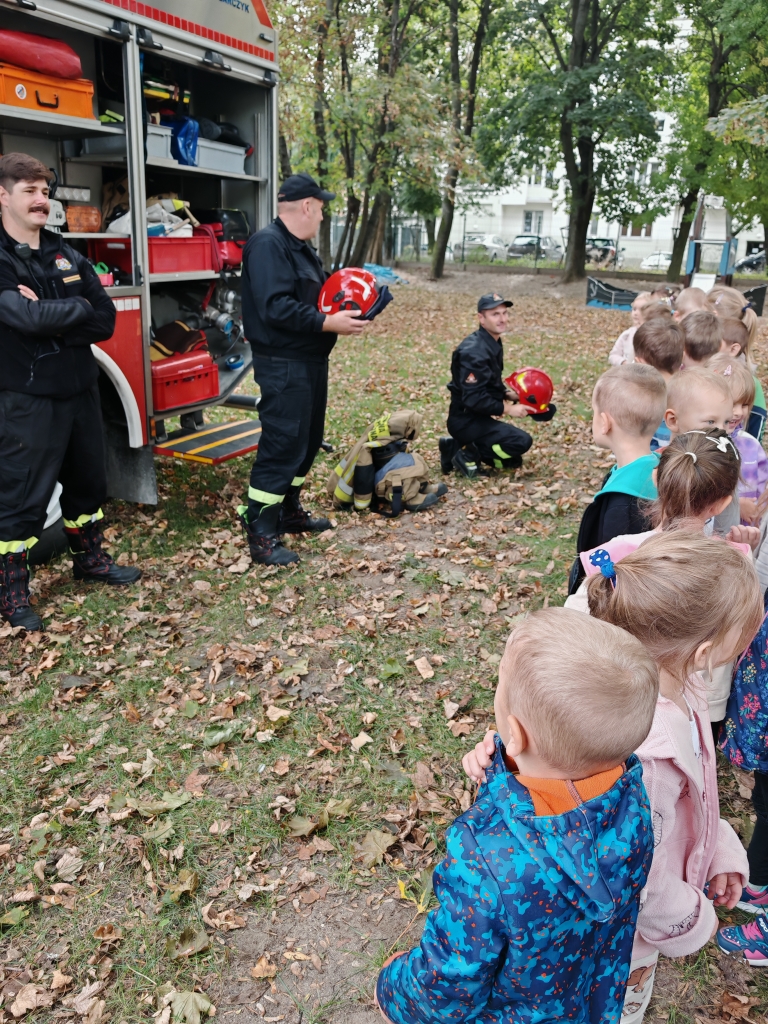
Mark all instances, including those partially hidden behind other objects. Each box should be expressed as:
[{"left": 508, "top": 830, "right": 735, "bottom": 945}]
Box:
[{"left": 153, "top": 418, "right": 261, "bottom": 465}]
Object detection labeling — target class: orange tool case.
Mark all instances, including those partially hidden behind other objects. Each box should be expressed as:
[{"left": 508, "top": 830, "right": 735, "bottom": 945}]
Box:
[{"left": 0, "top": 63, "right": 96, "bottom": 119}]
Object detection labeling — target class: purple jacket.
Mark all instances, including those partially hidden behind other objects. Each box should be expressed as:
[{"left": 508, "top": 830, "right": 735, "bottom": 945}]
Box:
[{"left": 732, "top": 426, "right": 768, "bottom": 503}]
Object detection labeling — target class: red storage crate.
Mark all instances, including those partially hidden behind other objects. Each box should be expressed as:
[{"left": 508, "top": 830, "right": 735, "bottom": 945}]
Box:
[
  {"left": 151, "top": 351, "right": 219, "bottom": 412},
  {"left": 89, "top": 235, "right": 216, "bottom": 275}
]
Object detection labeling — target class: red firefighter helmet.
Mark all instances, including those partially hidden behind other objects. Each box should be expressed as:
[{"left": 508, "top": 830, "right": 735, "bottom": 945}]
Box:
[
  {"left": 504, "top": 367, "right": 554, "bottom": 413},
  {"left": 318, "top": 267, "right": 393, "bottom": 321}
]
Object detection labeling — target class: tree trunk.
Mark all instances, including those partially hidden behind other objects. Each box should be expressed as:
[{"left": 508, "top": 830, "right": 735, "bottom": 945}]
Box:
[
  {"left": 342, "top": 194, "right": 362, "bottom": 268},
  {"left": 368, "top": 192, "right": 389, "bottom": 264},
  {"left": 350, "top": 188, "right": 376, "bottom": 267},
  {"left": 562, "top": 183, "right": 595, "bottom": 282},
  {"left": 313, "top": 0, "right": 333, "bottom": 270},
  {"left": 667, "top": 188, "right": 699, "bottom": 282},
  {"left": 278, "top": 133, "right": 292, "bottom": 181},
  {"left": 431, "top": 165, "right": 459, "bottom": 279},
  {"left": 425, "top": 217, "right": 436, "bottom": 253},
  {"left": 334, "top": 191, "right": 359, "bottom": 269}
]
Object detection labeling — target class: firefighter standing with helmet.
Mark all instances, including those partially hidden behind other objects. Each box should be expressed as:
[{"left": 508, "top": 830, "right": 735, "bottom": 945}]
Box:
[
  {"left": 440, "top": 293, "right": 555, "bottom": 477},
  {"left": 239, "top": 173, "right": 368, "bottom": 566},
  {"left": 0, "top": 152, "right": 141, "bottom": 631}
]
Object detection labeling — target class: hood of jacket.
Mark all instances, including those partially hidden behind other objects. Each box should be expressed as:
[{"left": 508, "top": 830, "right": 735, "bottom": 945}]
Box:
[
  {"left": 476, "top": 737, "right": 650, "bottom": 924},
  {"left": 594, "top": 453, "right": 659, "bottom": 500}
]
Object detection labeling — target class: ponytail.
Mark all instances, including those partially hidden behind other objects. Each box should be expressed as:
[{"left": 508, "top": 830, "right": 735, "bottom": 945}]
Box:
[
  {"left": 645, "top": 428, "right": 740, "bottom": 527},
  {"left": 709, "top": 285, "right": 758, "bottom": 357},
  {"left": 587, "top": 531, "right": 762, "bottom": 687}
]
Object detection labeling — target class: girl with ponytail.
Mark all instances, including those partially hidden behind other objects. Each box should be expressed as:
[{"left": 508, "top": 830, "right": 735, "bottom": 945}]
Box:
[{"left": 583, "top": 532, "right": 763, "bottom": 1021}]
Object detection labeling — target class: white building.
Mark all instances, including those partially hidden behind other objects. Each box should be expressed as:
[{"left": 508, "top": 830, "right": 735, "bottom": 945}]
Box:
[{"left": 447, "top": 114, "right": 763, "bottom": 269}]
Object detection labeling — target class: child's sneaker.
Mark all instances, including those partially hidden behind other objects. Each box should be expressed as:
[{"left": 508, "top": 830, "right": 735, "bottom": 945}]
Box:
[
  {"left": 736, "top": 883, "right": 768, "bottom": 915},
  {"left": 717, "top": 916, "right": 768, "bottom": 966}
]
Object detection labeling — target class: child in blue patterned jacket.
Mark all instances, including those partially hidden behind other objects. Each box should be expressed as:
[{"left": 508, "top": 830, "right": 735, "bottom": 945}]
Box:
[{"left": 376, "top": 607, "right": 659, "bottom": 1024}]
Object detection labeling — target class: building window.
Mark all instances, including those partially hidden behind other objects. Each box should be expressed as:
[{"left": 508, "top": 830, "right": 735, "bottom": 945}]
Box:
[
  {"left": 621, "top": 219, "right": 654, "bottom": 237},
  {"left": 524, "top": 210, "right": 544, "bottom": 234}
]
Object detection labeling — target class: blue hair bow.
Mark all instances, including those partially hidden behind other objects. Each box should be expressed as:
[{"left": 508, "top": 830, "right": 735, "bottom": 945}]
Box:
[{"left": 589, "top": 548, "right": 617, "bottom": 588}]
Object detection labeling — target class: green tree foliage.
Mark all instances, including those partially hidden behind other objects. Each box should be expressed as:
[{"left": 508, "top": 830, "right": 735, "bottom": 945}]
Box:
[
  {"left": 654, "top": 1, "right": 768, "bottom": 280},
  {"left": 271, "top": 0, "right": 456, "bottom": 269},
  {"left": 477, "top": 0, "right": 675, "bottom": 282}
]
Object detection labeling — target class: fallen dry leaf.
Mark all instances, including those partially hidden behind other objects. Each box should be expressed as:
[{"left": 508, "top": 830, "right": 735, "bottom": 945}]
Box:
[
  {"left": 250, "top": 956, "right": 278, "bottom": 979},
  {"left": 51, "top": 969, "right": 73, "bottom": 990},
  {"left": 208, "top": 818, "right": 232, "bottom": 836},
  {"left": 357, "top": 828, "right": 398, "bottom": 868},
  {"left": 351, "top": 731, "right": 373, "bottom": 752},
  {"left": 93, "top": 923, "right": 122, "bottom": 947},
  {"left": 166, "top": 925, "right": 211, "bottom": 960},
  {"left": 10, "top": 983, "right": 54, "bottom": 1017},
  {"left": 183, "top": 768, "right": 210, "bottom": 795},
  {"left": 202, "top": 902, "right": 246, "bottom": 932},
  {"left": 266, "top": 705, "right": 291, "bottom": 723},
  {"left": 55, "top": 849, "right": 84, "bottom": 883},
  {"left": 414, "top": 656, "right": 435, "bottom": 680},
  {"left": 62, "top": 979, "right": 105, "bottom": 1015},
  {"left": 171, "top": 989, "right": 214, "bottom": 1024}
]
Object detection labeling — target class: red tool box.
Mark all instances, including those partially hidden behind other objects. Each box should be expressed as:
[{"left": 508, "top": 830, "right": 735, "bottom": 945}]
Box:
[
  {"left": 89, "top": 235, "right": 216, "bottom": 276},
  {"left": 151, "top": 350, "right": 219, "bottom": 412}
]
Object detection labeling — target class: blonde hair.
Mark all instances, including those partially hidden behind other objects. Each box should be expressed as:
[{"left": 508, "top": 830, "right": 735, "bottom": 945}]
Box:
[
  {"left": 587, "top": 531, "right": 762, "bottom": 687},
  {"left": 632, "top": 291, "right": 652, "bottom": 311},
  {"left": 707, "top": 352, "right": 755, "bottom": 409},
  {"left": 633, "top": 318, "right": 684, "bottom": 375},
  {"left": 500, "top": 607, "right": 659, "bottom": 776},
  {"left": 593, "top": 364, "right": 667, "bottom": 436},
  {"left": 682, "top": 310, "right": 723, "bottom": 362},
  {"left": 674, "top": 288, "right": 708, "bottom": 317},
  {"left": 666, "top": 364, "right": 731, "bottom": 413},
  {"left": 648, "top": 428, "right": 741, "bottom": 527},
  {"left": 709, "top": 286, "right": 758, "bottom": 354}
]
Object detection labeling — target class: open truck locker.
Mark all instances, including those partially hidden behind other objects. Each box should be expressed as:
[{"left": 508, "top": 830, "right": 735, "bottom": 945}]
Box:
[{"left": 0, "top": 0, "right": 277, "bottom": 553}]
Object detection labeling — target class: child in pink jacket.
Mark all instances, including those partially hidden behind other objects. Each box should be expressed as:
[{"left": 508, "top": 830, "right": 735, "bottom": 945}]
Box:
[
  {"left": 584, "top": 533, "right": 761, "bottom": 1022},
  {"left": 465, "top": 532, "right": 763, "bottom": 1023}
]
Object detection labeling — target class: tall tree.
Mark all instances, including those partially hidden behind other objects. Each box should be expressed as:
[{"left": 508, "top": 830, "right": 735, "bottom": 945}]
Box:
[
  {"left": 478, "top": 0, "right": 674, "bottom": 282},
  {"left": 431, "top": 0, "right": 491, "bottom": 279},
  {"left": 656, "top": 1, "right": 762, "bottom": 282}
]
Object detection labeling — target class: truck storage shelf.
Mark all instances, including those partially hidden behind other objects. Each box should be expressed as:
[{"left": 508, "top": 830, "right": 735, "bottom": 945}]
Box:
[
  {"left": 149, "top": 270, "right": 221, "bottom": 283},
  {"left": 0, "top": 105, "right": 125, "bottom": 139},
  {"left": 145, "top": 157, "right": 266, "bottom": 183},
  {"left": 63, "top": 153, "right": 265, "bottom": 182},
  {"left": 62, "top": 232, "right": 131, "bottom": 239}
]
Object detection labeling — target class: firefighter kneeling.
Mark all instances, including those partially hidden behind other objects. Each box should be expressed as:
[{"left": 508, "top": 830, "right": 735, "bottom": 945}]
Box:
[
  {"left": 0, "top": 153, "right": 141, "bottom": 631},
  {"left": 440, "top": 293, "right": 555, "bottom": 478}
]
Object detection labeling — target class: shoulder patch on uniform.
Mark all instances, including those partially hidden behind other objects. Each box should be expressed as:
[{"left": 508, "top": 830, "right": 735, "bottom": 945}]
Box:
[
  {"left": 55, "top": 256, "right": 73, "bottom": 271},
  {"left": 465, "top": 372, "right": 477, "bottom": 383}
]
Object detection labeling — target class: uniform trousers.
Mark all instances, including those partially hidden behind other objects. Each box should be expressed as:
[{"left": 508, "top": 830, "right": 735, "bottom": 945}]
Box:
[
  {"left": 248, "top": 355, "right": 328, "bottom": 506},
  {"left": 447, "top": 414, "right": 532, "bottom": 469},
  {"left": 0, "top": 384, "right": 106, "bottom": 552}
]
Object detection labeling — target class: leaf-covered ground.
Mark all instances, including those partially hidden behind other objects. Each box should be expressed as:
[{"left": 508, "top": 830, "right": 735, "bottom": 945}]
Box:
[{"left": 1, "top": 268, "right": 766, "bottom": 1024}]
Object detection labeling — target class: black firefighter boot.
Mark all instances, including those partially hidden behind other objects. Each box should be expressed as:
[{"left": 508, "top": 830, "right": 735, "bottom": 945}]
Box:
[
  {"left": 279, "top": 485, "right": 333, "bottom": 534},
  {"left": 0, "top": 551, "right": 43, "bottom": 630},
  {"left": 238, "top": 503, "right": 299, "bottom": 566},
  {"left": 68, "top": 520, "right": 142, "bottom": 585}
]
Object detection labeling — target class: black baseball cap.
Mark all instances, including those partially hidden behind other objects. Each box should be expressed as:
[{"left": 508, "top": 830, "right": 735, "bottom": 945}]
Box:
[
  {"left": 277, "top": 173, "right": 336, "bottom": 203},
  {"left": 477, "top": 292, "right": 513, "bottom": 311}
]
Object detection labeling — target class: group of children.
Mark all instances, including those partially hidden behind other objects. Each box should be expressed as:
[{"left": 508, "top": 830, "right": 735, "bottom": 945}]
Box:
[{"left": 374, "top": 284, "right": 768, "bottom": 1024}]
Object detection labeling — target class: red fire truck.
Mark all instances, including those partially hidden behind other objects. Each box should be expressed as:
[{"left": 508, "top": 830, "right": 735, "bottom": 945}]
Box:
[{"left": 0, "top": 0, "right": 277, "bottom": 556}]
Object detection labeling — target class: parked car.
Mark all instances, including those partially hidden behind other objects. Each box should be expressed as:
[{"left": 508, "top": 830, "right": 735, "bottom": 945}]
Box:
[
  {"left": 452, "top": 233, "right": 508, "bottom": 261},
  {"left": 640, "top": 251, "right": 673, "bottom": 270},
  {"left": 735, "top": 250, "right": 766, "bottom": 274},
  {"left": 507, "top": 234, "right": 562, "bottom": 261}
]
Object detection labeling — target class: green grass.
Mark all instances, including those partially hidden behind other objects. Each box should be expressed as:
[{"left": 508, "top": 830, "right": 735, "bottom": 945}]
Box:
[{"left": 1, "top": 282, "right": 767, "bottom": 1021}]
